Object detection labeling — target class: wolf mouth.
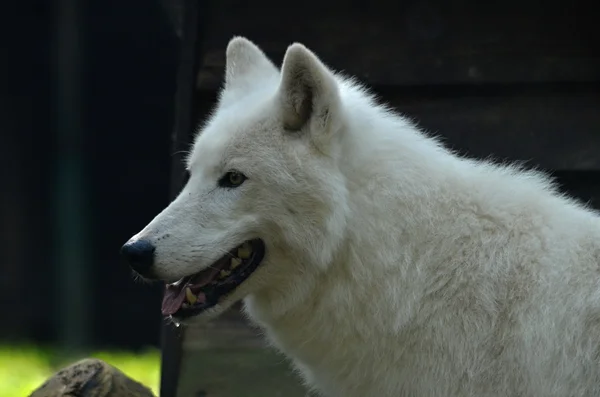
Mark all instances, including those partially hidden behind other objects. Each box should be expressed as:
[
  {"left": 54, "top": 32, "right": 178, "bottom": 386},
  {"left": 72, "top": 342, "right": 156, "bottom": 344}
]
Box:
[{"left": 161, "top": 239, "right": 265, "bottom": 319}]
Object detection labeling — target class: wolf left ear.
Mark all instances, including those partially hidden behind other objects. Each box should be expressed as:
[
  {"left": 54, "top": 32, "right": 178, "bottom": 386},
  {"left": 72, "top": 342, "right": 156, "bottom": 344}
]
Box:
[
  {"left": 219, "top": 36, "right": 279, "bottom": 106},
  {"left": 277, "top": 43, "right": 342, "bottom": 137}
]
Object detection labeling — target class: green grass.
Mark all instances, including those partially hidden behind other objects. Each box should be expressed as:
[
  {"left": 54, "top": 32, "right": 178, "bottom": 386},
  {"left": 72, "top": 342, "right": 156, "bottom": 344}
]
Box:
[{"left": 0, "top": 343, "right": 160, "bottom": 397}]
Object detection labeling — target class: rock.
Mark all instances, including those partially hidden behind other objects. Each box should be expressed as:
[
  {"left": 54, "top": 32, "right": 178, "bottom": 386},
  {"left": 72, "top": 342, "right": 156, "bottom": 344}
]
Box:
[{"left": 29, "top": 358, "right": 156, "bottom": 397}]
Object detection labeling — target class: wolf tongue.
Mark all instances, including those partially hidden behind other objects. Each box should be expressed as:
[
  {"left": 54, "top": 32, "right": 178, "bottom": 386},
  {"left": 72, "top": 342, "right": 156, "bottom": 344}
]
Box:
[
  {"left": 161, "top": 284, "right": 187, "bottom": 316},
  {"left": 160, "top": 259, "right": 232, "bottom": 316}
]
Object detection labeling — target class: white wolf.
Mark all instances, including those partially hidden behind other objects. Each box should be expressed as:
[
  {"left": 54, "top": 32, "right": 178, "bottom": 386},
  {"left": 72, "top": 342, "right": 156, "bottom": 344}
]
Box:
[{"left": 122, "top": 37, "right": 600, "bottom": 396}]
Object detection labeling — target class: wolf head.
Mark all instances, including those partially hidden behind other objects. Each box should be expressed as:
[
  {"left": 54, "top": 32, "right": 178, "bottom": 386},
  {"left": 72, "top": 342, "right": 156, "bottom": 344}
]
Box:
[{"left": 121, "top": 37, "right": 352, "bottom": 321}]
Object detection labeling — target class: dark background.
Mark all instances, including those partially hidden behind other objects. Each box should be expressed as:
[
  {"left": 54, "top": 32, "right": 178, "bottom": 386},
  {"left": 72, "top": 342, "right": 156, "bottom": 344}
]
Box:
[{"left": 1, "top": 0, "right": 177, "bottom": 350}]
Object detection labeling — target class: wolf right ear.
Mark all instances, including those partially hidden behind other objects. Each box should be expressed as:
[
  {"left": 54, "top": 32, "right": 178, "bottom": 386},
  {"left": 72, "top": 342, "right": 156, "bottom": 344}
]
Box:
[
  {"left": 219, "top": 36, "right": 279, "bottom": 105},
  {"left": 277, "top": 43, "right": 342, "bottom": 138}
]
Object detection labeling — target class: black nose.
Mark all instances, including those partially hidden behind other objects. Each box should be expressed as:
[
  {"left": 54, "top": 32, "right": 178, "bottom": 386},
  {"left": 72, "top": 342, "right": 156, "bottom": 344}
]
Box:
[{"left": 120, "top": 239, "right": 156, "bottom": 275}]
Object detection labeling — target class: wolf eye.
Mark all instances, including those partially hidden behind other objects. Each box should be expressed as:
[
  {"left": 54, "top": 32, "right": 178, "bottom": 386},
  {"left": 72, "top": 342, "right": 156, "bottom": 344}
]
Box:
[{"left": 218, "top": 171, "right": 247, "bottom": 188}]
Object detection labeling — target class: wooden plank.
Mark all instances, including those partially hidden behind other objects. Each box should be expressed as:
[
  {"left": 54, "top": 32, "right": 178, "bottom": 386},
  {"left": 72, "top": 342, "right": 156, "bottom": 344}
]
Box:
[
  {"left": 160, "top": 1, "right": 204, "bottom": 397},
  {"left": 176, "top": 300, "right": 307, "bottom": 396},
  {"left": 177, "top": 345, "right": 306, "bottom": 397},
  {"left": 178, "top": 303, "right": 305, "bottom": 397},
  {"left": 194, "top": 0, "right": 600, "bottom": 89},
  {"left": 192, "top": 84, "right": 600, "bottom": 171},
  {"left": 53, "top": 0, "right": 90, "bottom": 351},
  {"left": 382, "top": 84, "right": 600, "bottom": 170}
]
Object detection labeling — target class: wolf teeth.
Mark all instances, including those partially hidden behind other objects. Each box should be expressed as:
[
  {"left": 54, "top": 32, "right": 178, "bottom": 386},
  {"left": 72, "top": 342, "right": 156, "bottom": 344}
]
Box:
[
  {"left": 237, "top": 243, "right": 252, "bottom": 259},
  {"left": 185, "top": 287, "right": 197, "bottom": 304},
  {"left": 230, "top": 257, "right": 242, "bottom": 268},
  {"left": 220, "top": 269, "right": 231, "bottom": 279}
]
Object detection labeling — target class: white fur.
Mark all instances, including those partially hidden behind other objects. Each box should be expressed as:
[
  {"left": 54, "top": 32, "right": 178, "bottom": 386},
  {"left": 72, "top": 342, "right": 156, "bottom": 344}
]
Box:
[{"left": 130, "top": 37, "right": 600, "bottom": 396}]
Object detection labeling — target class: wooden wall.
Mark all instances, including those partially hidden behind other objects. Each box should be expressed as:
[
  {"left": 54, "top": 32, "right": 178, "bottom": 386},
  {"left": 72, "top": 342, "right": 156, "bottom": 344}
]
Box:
[{"left": 192, "top": 0, "right": 600, "bottom": 170}]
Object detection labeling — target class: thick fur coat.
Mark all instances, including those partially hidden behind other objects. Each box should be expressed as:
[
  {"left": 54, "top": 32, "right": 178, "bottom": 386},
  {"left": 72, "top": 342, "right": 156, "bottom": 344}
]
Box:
[{"left": 129, "top": 37, "right": 600, "bottom": 396}]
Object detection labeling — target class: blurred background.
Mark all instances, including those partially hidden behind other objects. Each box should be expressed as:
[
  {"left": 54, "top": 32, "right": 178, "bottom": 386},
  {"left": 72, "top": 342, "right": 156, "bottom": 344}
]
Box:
[
  {"left": 1, "top": 0, "right": 599, "bottom": 396},
  {"left": 1, "top": 0, "right": 176, "bottom": 393}
]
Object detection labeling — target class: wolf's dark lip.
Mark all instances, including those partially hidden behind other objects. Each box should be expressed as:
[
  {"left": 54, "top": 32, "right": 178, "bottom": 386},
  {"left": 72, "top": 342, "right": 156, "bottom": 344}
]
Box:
[{"left": 161, "top": 239, "right": 265, "bottom": 319}]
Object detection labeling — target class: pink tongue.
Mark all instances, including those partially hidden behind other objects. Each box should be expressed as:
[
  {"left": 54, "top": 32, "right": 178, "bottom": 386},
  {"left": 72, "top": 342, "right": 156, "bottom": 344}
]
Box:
[
  {"left": 160, "top": 266, "right": 222, "bottom": 316},
  {"left": 161, "top": 285, "right": 187, "bottom": 316}
]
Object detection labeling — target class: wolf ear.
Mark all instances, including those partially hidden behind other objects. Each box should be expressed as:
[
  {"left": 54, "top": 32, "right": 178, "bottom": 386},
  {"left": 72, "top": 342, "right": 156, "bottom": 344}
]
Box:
[
  {"left": 277, "top": 43, "right": 342, "bottom": 136},
  {"left": 219, "top": 36, "right": 279, "bottom": 104}
]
